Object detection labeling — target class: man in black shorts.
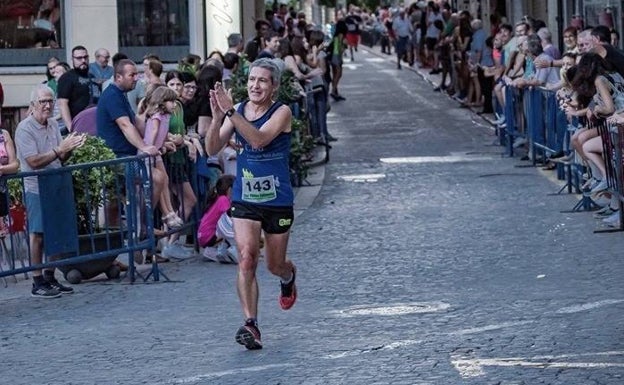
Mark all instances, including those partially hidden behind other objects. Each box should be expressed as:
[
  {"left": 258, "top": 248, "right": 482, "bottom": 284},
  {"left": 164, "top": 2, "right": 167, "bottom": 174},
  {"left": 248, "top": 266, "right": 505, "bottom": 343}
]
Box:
[{"left": 206, "top": 59, "right": 297, "bottom": 350}]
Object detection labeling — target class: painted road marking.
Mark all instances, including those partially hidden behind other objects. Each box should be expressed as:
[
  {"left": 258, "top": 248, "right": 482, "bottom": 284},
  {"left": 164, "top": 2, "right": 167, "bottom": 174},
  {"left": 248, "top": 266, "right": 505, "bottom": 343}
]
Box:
[
  {"left": 343, "top": 63, "right": 361, "bottom": 70},
  {"left": 324, "top": 339, "right": 424, "bottom": 359},
  {"left": 163, "top": 363, "right": 296, "bottom": 384},
  {"left": 555, "top": 299, "right": 624, "bottom": 314},
  {"left": 332, "top": 301, "right": 451, "bottom": 317},
  {"left": 451, "top": 351, "right": 624, "bottom": 378},
  {"left": 322, "top": 320, "right": 528, "bottom": 362},
  {"left": 380, "top": 154, "right": 495, "bottom": 164},
  {"left": 450, "top": 320, "right": 535, "bottom": 336},
  {"left": 365, "top": 57, "right": 385, "bottom": 63},
  {"left": 337, "top": 173, "right": 386, "bottom": 183}
]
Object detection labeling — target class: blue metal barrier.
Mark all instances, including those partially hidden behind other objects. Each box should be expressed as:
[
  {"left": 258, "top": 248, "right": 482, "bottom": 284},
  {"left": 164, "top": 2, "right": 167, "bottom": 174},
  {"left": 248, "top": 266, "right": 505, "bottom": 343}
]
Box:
[
  {"left": 501, "top": 86, "right": 601, "bottom": 211},
  {"left": 525, "top": 87, "right": 545, "bottom": 164},
  {"left": 0, "top": 155, "right": 156, "bottom": 283},
  {"left": 503, "top": 86, "right": 524, "bottom": 156}
]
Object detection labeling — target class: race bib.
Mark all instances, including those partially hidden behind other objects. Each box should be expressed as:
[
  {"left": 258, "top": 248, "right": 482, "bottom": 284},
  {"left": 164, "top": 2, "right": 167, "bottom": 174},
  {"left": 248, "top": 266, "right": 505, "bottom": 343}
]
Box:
[{"left": 242, "top": 175, "right": 277, "bottom": 203}]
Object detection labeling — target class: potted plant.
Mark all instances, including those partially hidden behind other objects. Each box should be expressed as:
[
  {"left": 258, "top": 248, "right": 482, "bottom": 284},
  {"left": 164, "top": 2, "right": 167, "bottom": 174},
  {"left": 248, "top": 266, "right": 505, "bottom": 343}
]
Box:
[
  {"left": 64, "top": 135, "right": 118, "bottom": 234},
  {"left": 57, "top": 135, "right": 123, "bottom": 283}
]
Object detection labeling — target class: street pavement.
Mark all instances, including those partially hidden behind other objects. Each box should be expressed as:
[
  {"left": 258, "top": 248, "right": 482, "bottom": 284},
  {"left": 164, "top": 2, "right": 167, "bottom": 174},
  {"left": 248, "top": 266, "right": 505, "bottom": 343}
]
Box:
[{"left": 1, "top": 48, "right": 624, "bottom": 385}]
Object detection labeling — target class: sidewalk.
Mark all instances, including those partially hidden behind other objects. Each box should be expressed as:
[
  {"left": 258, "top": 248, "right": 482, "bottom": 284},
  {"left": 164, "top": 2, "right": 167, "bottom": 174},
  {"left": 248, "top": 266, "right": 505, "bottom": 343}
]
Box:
[
  {"left": 0, "top": 122, "right": 328, "bottom": 300},
  {"left": 294, "top": 144, "right": 326, "bottom": 218}
]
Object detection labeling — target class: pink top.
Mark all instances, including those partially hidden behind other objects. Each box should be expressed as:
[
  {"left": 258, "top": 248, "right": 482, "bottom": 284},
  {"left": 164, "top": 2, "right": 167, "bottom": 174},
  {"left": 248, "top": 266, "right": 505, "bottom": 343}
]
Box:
[
  {"left": 197, "top": 195, "right": 231, "bottom": 247},
  {"left": 144, "top": 112, "right": 170, "bottom": 149},
  {"left": 0, "top": 132, "right": 8, "bottom": 166}
]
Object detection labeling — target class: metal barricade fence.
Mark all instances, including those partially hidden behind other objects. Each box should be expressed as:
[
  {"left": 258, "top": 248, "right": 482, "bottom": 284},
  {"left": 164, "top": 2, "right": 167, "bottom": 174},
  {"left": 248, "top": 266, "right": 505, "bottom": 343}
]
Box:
[
  {"left": 0, "top": 154, "right": 157, "bottom": 283},
  {"left": 525, "top": 87, "right": 545, "bottom": 164},
  {"left": 504, "top": 87, "right": 579, "bottom": 179},
  {"left": 600, "top": 122, "right": 624, "bottom": 231},
  {"left": 612, "top": 124, "right": 624, "bottom": 222},
  {"left": 524, "top": 88, "right": 568, "bottom": 166},
  {"left": 502, "top": 85, "right": 624, "bottom": 218},
  {"left": 503, "top": 86, "right": 524, "bottom": 156}
]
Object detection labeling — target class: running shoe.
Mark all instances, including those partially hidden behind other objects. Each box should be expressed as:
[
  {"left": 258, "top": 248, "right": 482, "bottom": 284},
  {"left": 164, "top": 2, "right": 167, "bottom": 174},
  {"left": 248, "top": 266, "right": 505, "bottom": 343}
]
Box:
[
  {"left": 279, "top": 266, "right": 297, "bottom": 310},
  {"left": 31, "top": 282, "right": 61, "bottom": 298},
  {"left": 45, "top": 277, "right": 74, "bottom": 294},
  {"left": 235, "top": 323, "right": 263, "bottom": 350},
  {"left": 594, "top": 206, "right": 617, "bottom": 218}
]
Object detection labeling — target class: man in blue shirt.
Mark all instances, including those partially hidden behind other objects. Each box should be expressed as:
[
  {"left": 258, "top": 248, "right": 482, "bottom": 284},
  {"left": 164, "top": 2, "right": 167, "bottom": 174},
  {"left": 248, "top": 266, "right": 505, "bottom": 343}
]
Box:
[
  {"left": 89, "top": 48, "right": 114, "bottom": 88},
  {"left": 96, "top": 59, "right": 164, "bottom": 228}
]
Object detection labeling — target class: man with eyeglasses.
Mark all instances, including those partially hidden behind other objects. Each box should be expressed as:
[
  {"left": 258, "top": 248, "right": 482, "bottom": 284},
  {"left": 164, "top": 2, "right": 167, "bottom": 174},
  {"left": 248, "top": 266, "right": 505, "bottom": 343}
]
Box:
[
  {"left": 15, "top": 84, "right": 86, "bottom": 298},
  {"left": 57, "top": 45, "right": 101, "bottom": 133},
  {"left": 89, "top": 48, "right": 113, "bottom": 87}
]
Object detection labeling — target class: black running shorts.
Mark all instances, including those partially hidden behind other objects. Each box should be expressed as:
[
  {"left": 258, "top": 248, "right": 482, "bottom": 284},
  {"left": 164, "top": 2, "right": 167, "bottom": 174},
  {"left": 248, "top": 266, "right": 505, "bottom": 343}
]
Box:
[{"left": 231, "top": 202, "right": 294, "bottom": 234}]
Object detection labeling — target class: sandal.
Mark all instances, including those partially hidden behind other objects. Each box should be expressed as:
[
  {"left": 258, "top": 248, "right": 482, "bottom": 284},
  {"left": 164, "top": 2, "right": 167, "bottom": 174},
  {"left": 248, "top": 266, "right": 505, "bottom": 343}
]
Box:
[
  {"left": 162, "top": 212, "right": 184, "bottom": 229},
  {"left": 145, "top": 253, "right": 170, "bottom": 264}
]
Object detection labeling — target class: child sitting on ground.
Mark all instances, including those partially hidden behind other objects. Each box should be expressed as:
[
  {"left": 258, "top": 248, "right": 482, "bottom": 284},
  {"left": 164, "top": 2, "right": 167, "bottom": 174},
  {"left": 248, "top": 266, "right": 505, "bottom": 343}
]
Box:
[{"left": 197, "top": 175, "right": 238, "bottom": 263}]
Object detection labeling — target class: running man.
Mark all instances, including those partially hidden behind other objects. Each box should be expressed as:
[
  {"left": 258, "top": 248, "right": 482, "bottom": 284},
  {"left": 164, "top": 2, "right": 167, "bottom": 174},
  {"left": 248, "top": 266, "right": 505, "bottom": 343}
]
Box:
[{"left": 206, "top": 58, "right": 297, "bottom": 350}]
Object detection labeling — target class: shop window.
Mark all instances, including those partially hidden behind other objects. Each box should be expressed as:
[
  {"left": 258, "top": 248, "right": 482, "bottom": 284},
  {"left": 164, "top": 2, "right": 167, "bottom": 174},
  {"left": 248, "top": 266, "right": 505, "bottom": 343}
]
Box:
[
  {"left": 0, "top": 0, "right": 65, "bottom": 66},
  {"left": 117, "top": 0, "right": 190, "bottom": 63}
]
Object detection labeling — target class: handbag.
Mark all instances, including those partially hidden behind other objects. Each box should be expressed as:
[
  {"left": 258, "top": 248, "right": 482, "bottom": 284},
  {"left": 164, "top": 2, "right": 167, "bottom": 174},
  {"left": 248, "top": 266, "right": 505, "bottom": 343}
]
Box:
[{"left": 0, "top": 190, "right": 8, "bottom": 217}]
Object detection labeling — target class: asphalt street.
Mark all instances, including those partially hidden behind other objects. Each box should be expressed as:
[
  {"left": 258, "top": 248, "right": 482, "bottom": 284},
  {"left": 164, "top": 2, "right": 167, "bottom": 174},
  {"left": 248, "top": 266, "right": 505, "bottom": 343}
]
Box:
[{"left": 1, "top": 48, "right": 624, "bottom": 385}]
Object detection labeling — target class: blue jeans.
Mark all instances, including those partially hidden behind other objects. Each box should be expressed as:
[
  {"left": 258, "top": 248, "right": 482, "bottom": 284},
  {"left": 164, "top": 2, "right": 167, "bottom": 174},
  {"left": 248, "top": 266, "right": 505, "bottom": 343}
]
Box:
[{"left": 307, "top": 89, "right": 328, "bottom": 139}]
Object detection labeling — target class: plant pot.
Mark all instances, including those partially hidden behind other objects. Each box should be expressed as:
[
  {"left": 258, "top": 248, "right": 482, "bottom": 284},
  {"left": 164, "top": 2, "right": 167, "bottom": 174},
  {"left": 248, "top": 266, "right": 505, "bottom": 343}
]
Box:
[{"left": 51, "top": 231, "right": 124, "bottom": 284}]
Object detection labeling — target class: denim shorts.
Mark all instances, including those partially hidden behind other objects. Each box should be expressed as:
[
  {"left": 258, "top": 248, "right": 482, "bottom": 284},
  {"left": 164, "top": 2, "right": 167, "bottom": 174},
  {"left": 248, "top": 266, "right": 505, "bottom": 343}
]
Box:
[{"left": 25, "top": 192, "right": 43, "bottom": 233}]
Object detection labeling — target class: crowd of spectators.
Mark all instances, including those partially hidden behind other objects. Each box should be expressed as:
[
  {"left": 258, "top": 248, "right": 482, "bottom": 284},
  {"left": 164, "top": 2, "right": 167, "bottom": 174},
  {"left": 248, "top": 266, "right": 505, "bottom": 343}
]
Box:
[
  {"left": 0, "top": 4, "right": 340, "bottom": 297},
  {"left": 345, "top": 2, "right": 624, "bottom": 229}
]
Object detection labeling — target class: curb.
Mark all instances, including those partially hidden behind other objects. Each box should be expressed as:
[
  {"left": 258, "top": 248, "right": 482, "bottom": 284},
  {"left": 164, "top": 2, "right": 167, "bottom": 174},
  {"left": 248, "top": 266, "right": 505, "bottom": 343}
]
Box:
[{"left": 293, "top": 141, "right": 328, "bottom": 219}]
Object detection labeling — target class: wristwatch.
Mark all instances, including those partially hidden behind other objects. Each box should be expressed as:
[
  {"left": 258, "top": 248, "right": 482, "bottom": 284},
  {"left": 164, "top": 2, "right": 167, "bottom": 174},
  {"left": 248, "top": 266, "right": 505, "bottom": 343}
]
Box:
[{"left": 225, "top": 107, "right": 235, "bottom": 117}]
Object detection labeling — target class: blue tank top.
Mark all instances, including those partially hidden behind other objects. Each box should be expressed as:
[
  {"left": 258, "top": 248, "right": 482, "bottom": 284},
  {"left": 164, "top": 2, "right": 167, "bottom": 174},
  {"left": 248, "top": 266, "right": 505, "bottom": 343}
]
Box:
[{"left": 232, "top": 100, "right": 293, "bottom": 207}]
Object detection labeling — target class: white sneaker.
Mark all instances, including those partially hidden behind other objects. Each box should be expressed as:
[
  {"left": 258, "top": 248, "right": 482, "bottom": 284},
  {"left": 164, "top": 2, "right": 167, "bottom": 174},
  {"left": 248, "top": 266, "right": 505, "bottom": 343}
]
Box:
[
  {"left": 202, "top": 246, "right": 219, "bottom": 262},
  {"left": 162, "top": 243, "right": 194, "bottom": 260},
  {"left": 590, "top": 179, "right": 608, "bottom": 194},
  {"left": 513, "top": 137, "right": 528, "bottom": 148},
  {"left": 603, "top": 211, "right": 621, "bottom": 227},
  {"left": 492, "top": 116, "right": 505, "bottom": 125}
]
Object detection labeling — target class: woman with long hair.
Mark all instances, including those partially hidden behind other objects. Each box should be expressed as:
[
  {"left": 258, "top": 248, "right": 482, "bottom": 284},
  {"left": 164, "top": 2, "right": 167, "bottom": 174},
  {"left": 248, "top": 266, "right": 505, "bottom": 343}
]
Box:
[{"left": 568, "top": 53, "right": 624, "bottom": 192}]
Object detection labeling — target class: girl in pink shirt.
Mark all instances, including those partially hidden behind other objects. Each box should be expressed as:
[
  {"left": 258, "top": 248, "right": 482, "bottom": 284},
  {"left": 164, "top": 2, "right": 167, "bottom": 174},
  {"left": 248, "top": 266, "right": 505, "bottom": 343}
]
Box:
[
  {"left": 198, "top": 175, "right": 234, "bottom": 247},
  {"left": 142, "top": 86, "right": 183, "bottom": 229}
]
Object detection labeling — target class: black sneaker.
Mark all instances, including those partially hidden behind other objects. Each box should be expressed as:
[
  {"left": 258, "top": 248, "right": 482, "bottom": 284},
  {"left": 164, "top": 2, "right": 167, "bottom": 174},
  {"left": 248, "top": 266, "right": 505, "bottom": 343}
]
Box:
[
  {"left": 31, "top": 282, "right": 61, "bottom": 298},
  {"left": 235, "top": 323, "right": 263, "bottom": 350},
  {"left": 45, "top": 277, "right": 74, "bottom": 294}
]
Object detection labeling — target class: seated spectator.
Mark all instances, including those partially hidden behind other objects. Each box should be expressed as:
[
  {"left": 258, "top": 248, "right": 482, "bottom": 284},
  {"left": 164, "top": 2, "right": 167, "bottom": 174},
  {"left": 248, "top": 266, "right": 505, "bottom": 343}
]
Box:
[
  {"left": 198, "top": 175, "right": 238, "bottom": 263},
  {"left": 567, "top": 53, "right": 624, "bottom": 194}
]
